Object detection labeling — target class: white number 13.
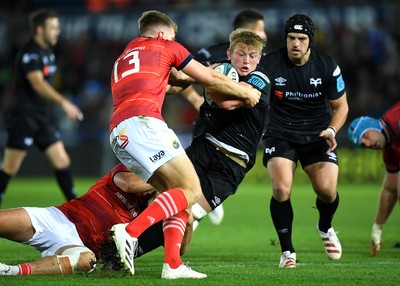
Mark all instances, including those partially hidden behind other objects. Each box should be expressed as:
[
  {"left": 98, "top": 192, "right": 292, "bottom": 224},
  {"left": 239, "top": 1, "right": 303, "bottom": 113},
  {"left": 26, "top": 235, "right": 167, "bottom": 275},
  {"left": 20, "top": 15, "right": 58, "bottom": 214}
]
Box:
[{"left": 113, "top": 51, "right": 140, "bottom": 83}]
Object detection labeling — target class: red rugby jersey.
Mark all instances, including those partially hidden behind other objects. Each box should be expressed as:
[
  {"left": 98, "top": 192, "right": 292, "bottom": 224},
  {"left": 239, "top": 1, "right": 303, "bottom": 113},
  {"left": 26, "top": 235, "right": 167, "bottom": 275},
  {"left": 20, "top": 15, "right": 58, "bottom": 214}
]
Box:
[
  {"left": 56, "top": 164, "right": 147, "bottom": 257},
  {"left": 381, "top": 101, "right": 400, "bottom": 173},
  {"left": 109, "top": 36, "right": 193, "bottom": 131}
]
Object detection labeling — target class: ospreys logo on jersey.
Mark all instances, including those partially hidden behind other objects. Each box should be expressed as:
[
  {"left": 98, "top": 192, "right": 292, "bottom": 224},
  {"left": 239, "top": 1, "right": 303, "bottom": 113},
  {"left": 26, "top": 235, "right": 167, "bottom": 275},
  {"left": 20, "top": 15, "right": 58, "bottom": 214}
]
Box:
[{"left": 310, "top": 78, "right": 322, "bottom": 87}]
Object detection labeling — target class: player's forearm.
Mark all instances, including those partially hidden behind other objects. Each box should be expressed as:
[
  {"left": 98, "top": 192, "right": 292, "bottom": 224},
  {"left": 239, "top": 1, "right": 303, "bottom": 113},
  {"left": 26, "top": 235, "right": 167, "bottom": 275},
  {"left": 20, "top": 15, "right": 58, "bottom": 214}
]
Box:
[
  {"left": 374, "top": 186, "right": 398, "bottom": 225},
  {"left": 207, "top": 71, "right": 255, "bottom": 100},
  {"left": 329, "top": 95, "right": 349, "bottom": 132},
  {"left": 32, "top": 80, "right": 67, "bottom": 106}
]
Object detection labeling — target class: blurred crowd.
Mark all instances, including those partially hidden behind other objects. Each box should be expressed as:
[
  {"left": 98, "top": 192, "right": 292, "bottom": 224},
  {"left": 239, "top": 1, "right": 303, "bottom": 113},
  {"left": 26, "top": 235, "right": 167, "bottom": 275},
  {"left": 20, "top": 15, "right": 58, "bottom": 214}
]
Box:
[{"left": 0, "top": 1, "right": 399, "bottom": 147}]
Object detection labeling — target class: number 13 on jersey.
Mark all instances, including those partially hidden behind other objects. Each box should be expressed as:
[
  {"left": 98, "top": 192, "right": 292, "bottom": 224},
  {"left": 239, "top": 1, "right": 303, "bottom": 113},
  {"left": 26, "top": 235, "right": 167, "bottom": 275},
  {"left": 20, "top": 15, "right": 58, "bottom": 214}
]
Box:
[{"left": 113, "top": 51, "right": 140, "bottom": 83}]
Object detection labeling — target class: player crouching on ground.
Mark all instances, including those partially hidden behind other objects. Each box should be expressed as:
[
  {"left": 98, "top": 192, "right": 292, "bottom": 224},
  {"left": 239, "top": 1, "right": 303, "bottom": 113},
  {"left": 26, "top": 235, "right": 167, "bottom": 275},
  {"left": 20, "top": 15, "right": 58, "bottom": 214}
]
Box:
[{"left": 0, "top": 164, "right": 194, "bottom": 276}]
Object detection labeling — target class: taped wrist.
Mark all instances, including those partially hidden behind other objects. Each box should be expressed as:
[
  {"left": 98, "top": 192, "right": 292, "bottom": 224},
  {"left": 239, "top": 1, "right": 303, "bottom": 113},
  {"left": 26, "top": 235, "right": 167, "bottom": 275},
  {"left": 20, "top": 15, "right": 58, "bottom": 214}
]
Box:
[
  {"left": 326, "top": 126, "right": 336, "bottom": 137},
  {"left": 371, "top": 223, "right": 383, "bottom": 245}
]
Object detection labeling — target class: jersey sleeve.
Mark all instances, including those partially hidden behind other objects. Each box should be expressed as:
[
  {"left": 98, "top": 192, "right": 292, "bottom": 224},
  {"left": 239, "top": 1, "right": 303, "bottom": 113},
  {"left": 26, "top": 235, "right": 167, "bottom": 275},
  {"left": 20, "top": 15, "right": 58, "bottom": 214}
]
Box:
[
  {"left": 242, "top": 68, "right": 271, "bottom": 104},
  {"left": 20, "top": 49, "right": 42, "bottom": 74},
  {"left": 110, "top": 163, "right": 131, "bottom": 182},
  {"left": 166, "top": 41, "right": 193, "bottom": 71},
  {"left": 326, "top": 60, "right": 346, "bottom": 100},
  {"left": 383, "top": 144, "right": 400, "bottom": 173}
]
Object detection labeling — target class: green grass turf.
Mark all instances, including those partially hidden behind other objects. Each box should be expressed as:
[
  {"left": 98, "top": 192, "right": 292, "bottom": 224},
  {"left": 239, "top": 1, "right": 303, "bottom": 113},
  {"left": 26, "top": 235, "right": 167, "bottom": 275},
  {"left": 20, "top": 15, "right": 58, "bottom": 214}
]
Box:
[{"left": 0, "top": 176, "right": 399, "bottom": 285}]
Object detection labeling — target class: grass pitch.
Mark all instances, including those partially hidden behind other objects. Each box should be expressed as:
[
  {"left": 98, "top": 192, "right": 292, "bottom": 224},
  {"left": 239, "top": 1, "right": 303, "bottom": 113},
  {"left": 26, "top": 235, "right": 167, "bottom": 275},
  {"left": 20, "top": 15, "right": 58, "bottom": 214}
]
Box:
[{"left": 0, "top": 176, "right": 399, "bottom": 285}]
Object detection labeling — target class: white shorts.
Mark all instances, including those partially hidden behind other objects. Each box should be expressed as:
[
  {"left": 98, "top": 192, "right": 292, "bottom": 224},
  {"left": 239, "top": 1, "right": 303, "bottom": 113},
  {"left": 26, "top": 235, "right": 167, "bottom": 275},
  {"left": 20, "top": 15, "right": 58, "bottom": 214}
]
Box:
[
  {"left": 110, "top": 116, "right": 185, "bottom": 181},
  {"left": 23, "top": 207, "right": 84, "bottom": 257}
]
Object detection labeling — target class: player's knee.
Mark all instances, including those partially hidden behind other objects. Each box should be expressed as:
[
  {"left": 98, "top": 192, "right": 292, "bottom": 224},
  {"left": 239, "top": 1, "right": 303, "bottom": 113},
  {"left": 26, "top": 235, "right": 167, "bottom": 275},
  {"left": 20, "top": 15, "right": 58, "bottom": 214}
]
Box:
[
  {"left": 2, "top": 162, "right": 21, "bottom": 176},
  {"left": 61, "top": 246, "right": 97, "bottom": 274},
  {"left": 54, "top": 155, "right": 71, "bottom": 169}
]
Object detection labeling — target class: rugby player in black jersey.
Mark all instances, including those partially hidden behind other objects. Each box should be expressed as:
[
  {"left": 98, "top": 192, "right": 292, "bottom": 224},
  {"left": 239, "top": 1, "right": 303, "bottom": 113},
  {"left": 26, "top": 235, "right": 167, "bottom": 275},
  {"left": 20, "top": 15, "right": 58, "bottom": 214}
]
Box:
[
  {"left": 260, "top": 14, "right": 349, "bottom": 268},
  {"left": 182, "top": 9, "right": 267, "bottom": 226},
  {"left": 0, "top": 10, "right": 83, "bottom": 206},
  {"left": 186, "top": 28, "right": 271, "bottom": 230}
]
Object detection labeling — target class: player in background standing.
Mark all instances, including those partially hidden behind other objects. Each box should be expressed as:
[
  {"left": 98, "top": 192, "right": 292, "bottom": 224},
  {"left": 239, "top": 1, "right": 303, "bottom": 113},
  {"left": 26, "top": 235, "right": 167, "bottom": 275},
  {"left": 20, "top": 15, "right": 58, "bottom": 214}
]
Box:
[
  {"left": 187, "top": 29, "right": 270, "bottom": 229},
  {"left": 260, "top": 14, "right": 349, "bottom": 268},
  {"left": 0, "top": 163, "right": 194, "bottom": 276},
  {"left": 348, "top": 101, "right": 400, "bottom": 256},
  {"left": 0, "top": 9, "right": 83, "bottom": 207},
  {"left": 109, "top": 10, "right": 260, "bottom": 279},
  {"left": 182, "top": 9, "right": 267, "bottom": 226}
]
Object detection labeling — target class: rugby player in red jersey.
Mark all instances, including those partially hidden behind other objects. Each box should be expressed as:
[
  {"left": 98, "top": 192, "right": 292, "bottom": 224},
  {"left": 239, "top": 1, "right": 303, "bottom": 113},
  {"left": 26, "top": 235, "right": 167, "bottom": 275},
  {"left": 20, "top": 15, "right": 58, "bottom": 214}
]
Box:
[
  {"left": 108, "top": 10, "right": 260, "bottom": 279},
  {"left": 0, "top": 163, "right": 194, "bottom": 276},
  {"left": 348, "top": 101, "right": 400, "bottom": 256}
]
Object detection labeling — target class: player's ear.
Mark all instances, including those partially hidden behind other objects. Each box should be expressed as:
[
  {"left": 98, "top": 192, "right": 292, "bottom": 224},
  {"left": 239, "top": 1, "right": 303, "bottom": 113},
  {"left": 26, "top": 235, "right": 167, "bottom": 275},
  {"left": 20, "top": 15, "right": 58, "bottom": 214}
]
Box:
[{"left": 226, "top": 48, "right": 232, "bottom": 60}]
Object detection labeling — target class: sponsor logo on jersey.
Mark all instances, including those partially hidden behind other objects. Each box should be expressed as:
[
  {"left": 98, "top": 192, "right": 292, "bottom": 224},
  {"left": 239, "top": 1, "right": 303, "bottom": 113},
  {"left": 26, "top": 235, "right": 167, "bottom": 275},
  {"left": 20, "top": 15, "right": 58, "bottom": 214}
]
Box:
[
  {"left": 275, "top": 77, "right": 286, "bottom": 86},
  {"left": 42, "top": 65, "right": 57, "bottom": 76},
  {"left": 285, "top": 91, "right": 321, "bottom": 99},
  {"left": 274, "top": 90, "right": 283, "bottom": 100},
  {"left": 265, "top": 146, "right": 275, "bottom": 155},
  {"left": 149, "top": 150, "right": 165, "bottom": 163},
  {"left": 115, "top": 191, "right": 140, "bottom": 217},
  {"left": 310, "top": 77, "right": 322, "bottom": 87},
  {"left": 43, "top": 66, "right": 50, "bottom": 76}
]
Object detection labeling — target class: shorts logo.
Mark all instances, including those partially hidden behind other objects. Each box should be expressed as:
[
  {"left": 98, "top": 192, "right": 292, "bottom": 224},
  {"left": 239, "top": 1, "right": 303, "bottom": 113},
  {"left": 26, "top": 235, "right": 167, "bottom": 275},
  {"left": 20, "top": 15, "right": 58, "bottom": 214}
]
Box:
[
  {"left": 118, "top": 127, "right": 129, "bottom": 149},
  {"left": 265, "top": 147, "right": 276, "bottom": 155},
  {"left": 24, "top": 137, "right": 34, "bottom": 147},
  {"left": 149, "top": 150, "right": 165, "bottom": 163},
  {"left": 328, "top": 152, "right": 337, "bottom": 161},
  {"left": 211, "top": 196, "right": 221, "bottom": 207},
  {"left": 172, "top": 140, "right": 180, "bottom": 149}
]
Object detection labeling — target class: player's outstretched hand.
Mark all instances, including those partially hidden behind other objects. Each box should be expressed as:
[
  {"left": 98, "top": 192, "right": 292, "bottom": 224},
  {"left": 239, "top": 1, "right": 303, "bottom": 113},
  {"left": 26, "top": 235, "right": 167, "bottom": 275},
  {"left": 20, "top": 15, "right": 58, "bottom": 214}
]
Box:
[{"left": 371, "top": 240, "right": 383, "bottom": 256}]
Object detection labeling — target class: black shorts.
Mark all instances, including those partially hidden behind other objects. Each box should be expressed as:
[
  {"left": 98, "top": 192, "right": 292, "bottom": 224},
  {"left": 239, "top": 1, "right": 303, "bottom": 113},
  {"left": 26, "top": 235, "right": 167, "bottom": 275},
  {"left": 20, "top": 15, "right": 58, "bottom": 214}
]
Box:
[
  {"left": 262, "top": 135, "right": 339, "bottom": 168},
  {"left": 6, "top": 111, "right": 60, "bottom": 151},
  {"left": 186, "top": 136, "right": 246, "bottom": 210}
]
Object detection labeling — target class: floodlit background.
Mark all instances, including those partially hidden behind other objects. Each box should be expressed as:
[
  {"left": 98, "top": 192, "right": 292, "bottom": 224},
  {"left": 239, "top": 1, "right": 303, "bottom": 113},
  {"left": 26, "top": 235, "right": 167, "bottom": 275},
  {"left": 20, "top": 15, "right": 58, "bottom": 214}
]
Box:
[{"left": 0, "top": 0, "right": 399, "bottom": 175}]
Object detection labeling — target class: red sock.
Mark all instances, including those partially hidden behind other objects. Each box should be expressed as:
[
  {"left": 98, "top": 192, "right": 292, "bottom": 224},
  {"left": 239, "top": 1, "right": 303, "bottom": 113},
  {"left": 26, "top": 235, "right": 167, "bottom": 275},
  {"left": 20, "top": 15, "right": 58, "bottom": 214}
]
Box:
[
  {"left": 18, "top": 263, "right": 32, "bottom": 275},
  {"left": 126, "top": 188, "right": 188, "bottom": 238},
  {"left": 163, "top": 210, "right": 189, "bottom": 269}
]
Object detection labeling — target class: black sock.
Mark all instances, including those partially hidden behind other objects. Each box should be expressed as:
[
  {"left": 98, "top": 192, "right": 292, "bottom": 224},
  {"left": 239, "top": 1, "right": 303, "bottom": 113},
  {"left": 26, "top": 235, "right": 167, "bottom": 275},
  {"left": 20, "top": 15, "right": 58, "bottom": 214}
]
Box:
[
  {"left": 270, "top": 197, "right": 295, "bottom": 253},
  {"left": 316, "top": 193, "right": 339, "bottom": 233},
  {"left": 0, "top": 169, "right": 11, "bottom": 203},
  {"left": 54, "top": 168, "right": 77, "bottom": 201}
]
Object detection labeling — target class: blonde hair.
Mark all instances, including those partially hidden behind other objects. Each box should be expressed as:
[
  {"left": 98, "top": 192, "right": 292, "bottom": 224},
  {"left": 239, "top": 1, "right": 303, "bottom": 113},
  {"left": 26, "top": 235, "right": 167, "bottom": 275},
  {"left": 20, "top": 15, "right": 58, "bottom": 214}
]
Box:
[
  {"left": 138, "top": 10, "right": 178, "bottom": 35},
  {"left": 229, "top": 28, "right": 265, "bottom": 53}
]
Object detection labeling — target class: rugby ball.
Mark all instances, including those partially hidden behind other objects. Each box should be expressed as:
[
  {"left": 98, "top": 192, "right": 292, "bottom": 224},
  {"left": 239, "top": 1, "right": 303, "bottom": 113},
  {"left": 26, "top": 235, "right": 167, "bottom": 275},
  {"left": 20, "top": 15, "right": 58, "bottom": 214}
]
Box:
[{"left": 205, "top": 63, "right": 239, "bottom": 107}]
